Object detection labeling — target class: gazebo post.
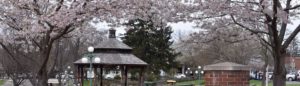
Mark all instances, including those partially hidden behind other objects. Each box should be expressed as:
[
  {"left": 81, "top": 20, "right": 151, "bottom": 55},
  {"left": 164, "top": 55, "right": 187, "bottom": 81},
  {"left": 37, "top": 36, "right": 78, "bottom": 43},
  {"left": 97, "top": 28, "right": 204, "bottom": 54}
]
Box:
[
  {"left": 121, "top": 66, "right": 125, "bottom": 86},
  {"left": 94, "top": 66, "right": 97, "bottom": 86},
  {"left": 124, "top": 66, "right": 128, "bottom": 86},
  {"left": 76, "top": 65, "right": 80, "bottom": 86},
  {"left": 139, "top": 67, "right": 145, "bottom": 86},
  {"left": 100, "top": 66, "right": 103, "bottom": 86},
  {"left": 81, "top": 66, "right": 84, "bottom": 86}
]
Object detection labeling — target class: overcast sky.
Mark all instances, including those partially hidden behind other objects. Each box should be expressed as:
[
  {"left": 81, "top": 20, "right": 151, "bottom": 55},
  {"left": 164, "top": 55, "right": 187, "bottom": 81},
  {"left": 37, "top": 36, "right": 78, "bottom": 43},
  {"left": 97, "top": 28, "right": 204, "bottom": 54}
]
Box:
[
  {"left": 92, "top": 19, "right": 300, "bottom": 42},
  {"left": 92, "top": 22, "right": 199, "bottom": 42}
]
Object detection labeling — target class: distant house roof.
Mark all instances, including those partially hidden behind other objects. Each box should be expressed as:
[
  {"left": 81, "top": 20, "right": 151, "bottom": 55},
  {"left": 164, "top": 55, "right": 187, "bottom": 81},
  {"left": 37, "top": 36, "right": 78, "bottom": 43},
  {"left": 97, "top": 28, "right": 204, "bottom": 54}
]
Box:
[{"left": 74, "top": 29, "right": 147, "bottom": 67}]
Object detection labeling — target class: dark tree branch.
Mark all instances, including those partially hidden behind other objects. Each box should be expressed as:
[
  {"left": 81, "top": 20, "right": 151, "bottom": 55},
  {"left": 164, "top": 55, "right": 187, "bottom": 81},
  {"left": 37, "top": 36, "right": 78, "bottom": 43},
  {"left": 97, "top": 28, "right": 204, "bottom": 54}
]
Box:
[
  {"left": 230, "top": 15, "right": 269, "bottom": 35},
  {"left": 255, "top": 34, "right": 272, "bottom": 47},
  {"left": 284, "top": 4, "right": 300, "bottom": 11},
  {"left": 0, "top": 43, "right": 22, "bottom": 68},
  {"left": 278, "top": 0, "right": 291, "bottom": 44},
  {"left": 55, "top": 0, "right": 65, "bottom": 12},
  {"left": 32, "top": 0, "right": 42, "bottom": 15},
  {"left": 282, "top": 24, "right": 300, "bottom": 49},
  {"left": 229, "top": 1, "right": 260, "bottom": 5},
  {"left": 270, "top": 0, "right": 280, "bottom": 51},
  {"left": 196, "top": 14, "right": 227, "bottom": 20},
  {"left": 51, "top": 24, "right": 73, "bottom": 42},
  {"left": 32, "top": 39, "right": 42, "bottom": 50}
]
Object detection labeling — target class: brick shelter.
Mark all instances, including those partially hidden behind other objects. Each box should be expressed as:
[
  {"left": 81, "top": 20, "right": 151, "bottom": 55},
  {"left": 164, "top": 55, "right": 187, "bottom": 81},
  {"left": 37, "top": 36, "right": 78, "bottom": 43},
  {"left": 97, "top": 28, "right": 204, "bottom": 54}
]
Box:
[
  {"left": 285, "top": 56, "right": 300, "bottom": 71},
  {"left": 203, "top": 62, "right": 250, "bottom": 86}
]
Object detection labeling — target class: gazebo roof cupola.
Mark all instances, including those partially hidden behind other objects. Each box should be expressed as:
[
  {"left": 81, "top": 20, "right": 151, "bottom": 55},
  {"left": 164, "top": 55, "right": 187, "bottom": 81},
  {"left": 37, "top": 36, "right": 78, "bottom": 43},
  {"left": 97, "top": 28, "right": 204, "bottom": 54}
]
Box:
[
  {"left": 108, "top": 28, "right": 116, "bottom": 38},
  {"left": 93, "top": 28, "right": 132, "bottom": 53}
]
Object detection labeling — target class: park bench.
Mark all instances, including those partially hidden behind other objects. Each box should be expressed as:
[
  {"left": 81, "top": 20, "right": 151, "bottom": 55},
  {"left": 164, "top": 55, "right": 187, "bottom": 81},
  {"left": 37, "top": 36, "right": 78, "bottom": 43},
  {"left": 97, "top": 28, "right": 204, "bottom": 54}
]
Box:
[{"left": 48, "top": 78, "right": 59, "bottom": 86}]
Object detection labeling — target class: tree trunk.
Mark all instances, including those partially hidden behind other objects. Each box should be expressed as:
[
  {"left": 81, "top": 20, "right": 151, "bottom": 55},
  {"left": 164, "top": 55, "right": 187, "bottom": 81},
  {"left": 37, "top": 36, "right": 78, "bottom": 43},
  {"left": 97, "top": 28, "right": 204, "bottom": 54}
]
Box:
[
  {"left": 29, "top": 75, "right": 38, "bottom": 86},
  {"left": 38, "top": 67, "right": 49, "bottom": 86},
  {"left": 261, "top": 64, "right": 267, "bottom": 86},
  {"left": 37, "top": 42, "right": 54, "bottom": 86},
  {"left": 12, "top": 79, "right": 20, "bottom": 86},
  {"left": 273, "top": 52, "right": 286, "bottom": 86}
]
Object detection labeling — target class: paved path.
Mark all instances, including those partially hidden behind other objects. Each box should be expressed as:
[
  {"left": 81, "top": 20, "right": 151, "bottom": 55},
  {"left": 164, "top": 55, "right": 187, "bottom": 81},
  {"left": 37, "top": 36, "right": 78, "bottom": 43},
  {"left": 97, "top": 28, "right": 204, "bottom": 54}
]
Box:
[{"left": 2, "top": 79, "right": 12, "bottom": 86}]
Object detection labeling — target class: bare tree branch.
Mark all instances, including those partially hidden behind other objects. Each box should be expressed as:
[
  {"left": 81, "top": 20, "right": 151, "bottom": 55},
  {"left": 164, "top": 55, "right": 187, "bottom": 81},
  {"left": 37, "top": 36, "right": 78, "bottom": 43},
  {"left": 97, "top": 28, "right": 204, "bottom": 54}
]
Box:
[
  {"left": 284, "top": 4, "right": 300, "bottom": 11},
  {"left": 230, "top": 15, "right": 269, "bottom": 35},
  {"left": 282, "top": 24, "right": 300, "bottom": 49},
  {"left": 278, "top": 0, "right": 291, "bottom": 44},
  {"left": 0, "top": 43, "right": 22, "bottom": 67}
]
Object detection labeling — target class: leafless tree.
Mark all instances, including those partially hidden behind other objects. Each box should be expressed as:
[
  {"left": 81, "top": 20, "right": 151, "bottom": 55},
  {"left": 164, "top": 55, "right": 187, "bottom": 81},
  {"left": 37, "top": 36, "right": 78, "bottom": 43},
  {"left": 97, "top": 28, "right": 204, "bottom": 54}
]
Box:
[{"left": 175, "top": 27, "right": 262, "bottom": 66}]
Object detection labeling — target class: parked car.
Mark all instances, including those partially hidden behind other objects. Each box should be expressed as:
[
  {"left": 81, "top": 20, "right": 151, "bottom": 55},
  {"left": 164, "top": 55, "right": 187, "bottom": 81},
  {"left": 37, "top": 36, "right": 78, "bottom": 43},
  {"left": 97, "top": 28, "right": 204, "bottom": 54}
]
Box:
[
  {"left": 255, "top": 71, "right": 263, "bottom": 80},
  {"left": 286, "top": 72, "right": 297, "bottom": 81},
  {"left": 250, "top": 71, "right": 256, "bottom": 79},
  {"left": 296, "top": 70, "right": 300, "bottom": 80},
  {"left": 174, "top": 73, "right": 186, "bottom": 79},
  {"left": 267, "top": 72, "right": 273, "bottom": 79}
]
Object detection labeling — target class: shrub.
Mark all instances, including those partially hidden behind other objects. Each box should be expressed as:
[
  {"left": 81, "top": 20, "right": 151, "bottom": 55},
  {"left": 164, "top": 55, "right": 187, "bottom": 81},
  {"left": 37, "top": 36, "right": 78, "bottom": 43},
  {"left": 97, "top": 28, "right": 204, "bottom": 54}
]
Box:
[{"left": 114, "top": 75, "right": 121, "bottom": 80}]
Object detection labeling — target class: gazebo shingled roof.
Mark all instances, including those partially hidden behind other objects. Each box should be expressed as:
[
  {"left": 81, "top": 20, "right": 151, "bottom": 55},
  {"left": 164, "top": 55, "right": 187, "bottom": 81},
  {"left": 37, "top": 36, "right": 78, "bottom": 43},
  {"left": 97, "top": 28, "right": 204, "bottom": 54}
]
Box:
[{"left": 94, "top": 38, "right": 132, "bottom": 50}]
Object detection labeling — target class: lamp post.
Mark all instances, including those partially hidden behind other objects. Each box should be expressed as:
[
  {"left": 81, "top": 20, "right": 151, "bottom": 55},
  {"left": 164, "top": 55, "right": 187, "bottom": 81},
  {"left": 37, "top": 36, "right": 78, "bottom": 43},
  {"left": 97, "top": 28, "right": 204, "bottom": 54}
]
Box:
[
  {"left": 87, "top": 46, "right": 94, "bottom": 86},
  {"left": 64, "top": 66, "right": 73, "bottom": 86},
  {"left": 197, "top": 66, "right": 203, "bottom": 86},
  {"left": 187, "top": 67, "right": 191, "bottom": 77},
  {"left": 85, "top": 46, "right": 101, "bottom": 86}
]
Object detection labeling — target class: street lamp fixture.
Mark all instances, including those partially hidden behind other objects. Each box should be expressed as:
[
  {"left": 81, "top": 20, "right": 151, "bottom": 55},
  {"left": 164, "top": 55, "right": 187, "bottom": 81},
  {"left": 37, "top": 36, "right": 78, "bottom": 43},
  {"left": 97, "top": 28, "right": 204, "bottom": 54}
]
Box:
[
  {"left": 94, "top": 57, "right": 101, "bottom": 63},
  {"left": 198, "top": 66, "right": 201, "bottom": 69},
  {"left": 88, "top": 46, "right": 94, "bottom": 53},
  {"left": 87, "top": 46, "right": 94, "bottom": 86}
]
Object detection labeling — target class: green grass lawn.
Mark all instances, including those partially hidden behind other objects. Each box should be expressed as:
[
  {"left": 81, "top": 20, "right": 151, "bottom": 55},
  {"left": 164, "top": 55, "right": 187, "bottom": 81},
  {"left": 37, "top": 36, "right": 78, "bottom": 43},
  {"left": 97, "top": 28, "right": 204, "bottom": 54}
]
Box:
[
  {"left": 81, "top": 79, "right": 300, "bottom": 86},
  {"left": 250, "top": 80, "right": 300, "bottom": 86},
  {"left": 176, "top": 80, "right": 204, "bottom": 86},
  {"left": 175, "top": 80, "right": 300, "bottom": 86},
  {"left": 250, "top": 80, "right": 272, "bottom": 86},
  {"left": 0, "top": 80, "right": 4, "bottom": 86},
  {"left": 83, "top": 80, "right": 89, "bottom": 86}
]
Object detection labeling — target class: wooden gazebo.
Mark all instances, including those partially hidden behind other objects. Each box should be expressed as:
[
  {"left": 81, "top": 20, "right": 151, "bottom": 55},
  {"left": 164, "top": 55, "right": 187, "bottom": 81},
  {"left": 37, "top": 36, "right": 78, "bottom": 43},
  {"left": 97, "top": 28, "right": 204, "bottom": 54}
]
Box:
[{"left": 74, "top": 29, "right": 148, "bottom": 86}]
